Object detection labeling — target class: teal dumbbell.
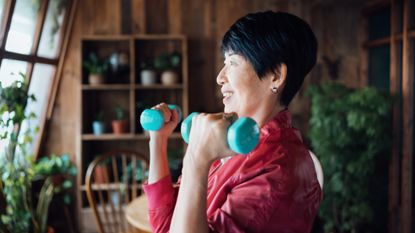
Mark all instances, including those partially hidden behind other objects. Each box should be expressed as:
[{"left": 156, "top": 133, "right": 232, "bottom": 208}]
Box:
[
  {"left": 181, "top": 113, "right": 260, "bottom": 154},
  {"left": 140, "top": 105, "right": 182, "bottom": 131}
]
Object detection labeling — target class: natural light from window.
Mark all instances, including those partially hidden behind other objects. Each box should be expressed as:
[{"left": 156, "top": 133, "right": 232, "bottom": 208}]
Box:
[
  {"left": 38, "top": 0, "right": 66, "bottom": 58},
  {"left": 5, "top": 0, "right": 38, "bottom": 54},
  {"left": 0, "top": 59, "right": 27, "bottom": 86},
  {"left": 17, "top": 63, "right": 55, "bottom": 154},
  {"left": 0, "top": 0, "right": 5, "bottom": 26}
]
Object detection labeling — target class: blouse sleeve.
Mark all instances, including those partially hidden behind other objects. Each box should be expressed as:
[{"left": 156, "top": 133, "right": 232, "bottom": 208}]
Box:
[{"left": 143, "top": 175, "right": 179, "bottom": 233}]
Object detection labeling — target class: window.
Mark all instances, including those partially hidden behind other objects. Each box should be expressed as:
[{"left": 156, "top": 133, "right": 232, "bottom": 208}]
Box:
[
  {"left": 363, "top": 0, "right": 415, "bottom": 232},
  {"left": 0, "top": 0, "right": 75, "bottom": 157}
]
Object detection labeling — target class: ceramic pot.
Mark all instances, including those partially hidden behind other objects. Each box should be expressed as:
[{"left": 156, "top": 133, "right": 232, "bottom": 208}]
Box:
[
  {"left": 161, "top": 70, "right": 178, "bottom": 85},
  {"left": 111, "top": 119, "right": 129, "bottom": 134},
  {"left": 92, "top": 121, "right": 105, "bottom": 135},
  {"left": 88, "top": 74, "right": 105, "bottom": 85},
  {"left": 140, "top": 70, "right": 157, "bottom": 85}
]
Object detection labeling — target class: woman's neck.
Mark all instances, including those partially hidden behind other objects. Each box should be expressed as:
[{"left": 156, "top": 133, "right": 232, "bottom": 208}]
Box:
[{"left": 250, "top": 103, "right": 286, "bottom": 128}]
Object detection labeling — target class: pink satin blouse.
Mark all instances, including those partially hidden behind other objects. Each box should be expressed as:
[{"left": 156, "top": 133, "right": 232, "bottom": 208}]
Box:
[{"left": 143, "top": 110, "right": 322, "bottom": 233}]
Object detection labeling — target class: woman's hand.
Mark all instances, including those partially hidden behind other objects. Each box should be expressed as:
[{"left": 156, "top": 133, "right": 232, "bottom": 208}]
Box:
[
  {"left": 147, "top": 103, "right": 179, "bottom": 184},
  {"left": 148, "top": 103, "right": 180, "bottom": 140},
  {"left": 185, "top": 112, "right": 238, "bottom": 168}
]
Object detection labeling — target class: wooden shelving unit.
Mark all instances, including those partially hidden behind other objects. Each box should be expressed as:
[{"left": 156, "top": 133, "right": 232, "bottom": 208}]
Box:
[{"left": 77, "top": 34, "right": 188, "bottom": 232}]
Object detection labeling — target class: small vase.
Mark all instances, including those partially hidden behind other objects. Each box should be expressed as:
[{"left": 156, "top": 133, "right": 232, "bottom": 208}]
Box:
[
  {"left": 140, "top": 70, "right": 157, "bottom": 85},
  {"left": 161, "top": 70, "right": 178, "bottom": 85},
  {"left": 92, "top": 121, "right": 105, "bottom": 135},
  {"left": 88, "top": 74, "right": 105, "bottom": 85}
]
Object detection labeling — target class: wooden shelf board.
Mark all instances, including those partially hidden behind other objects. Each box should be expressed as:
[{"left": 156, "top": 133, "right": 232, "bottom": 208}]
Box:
[
  {"left": 135, "top": 84, "right": 183, "bottom": 89},
  {"left": 82, "top": 132, "right": 182, "bottom": 141},
  {"left": 82, "top": 84, "right": 131, "bottom": 90}
]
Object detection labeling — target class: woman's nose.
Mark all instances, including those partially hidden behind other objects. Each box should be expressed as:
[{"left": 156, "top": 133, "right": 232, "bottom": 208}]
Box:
[{"left": 216, "top": 66, "right": 227, "bottom": 85}]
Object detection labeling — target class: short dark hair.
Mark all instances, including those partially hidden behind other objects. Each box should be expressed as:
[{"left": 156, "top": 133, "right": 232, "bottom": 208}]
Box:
[{"left": 221, "top": 11, "right": 318, "bottom": 106}]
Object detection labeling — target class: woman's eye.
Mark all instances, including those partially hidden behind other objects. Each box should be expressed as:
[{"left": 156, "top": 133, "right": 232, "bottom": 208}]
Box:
[{"left": 230, "top": 61, "right": 237, "bottom": 66}]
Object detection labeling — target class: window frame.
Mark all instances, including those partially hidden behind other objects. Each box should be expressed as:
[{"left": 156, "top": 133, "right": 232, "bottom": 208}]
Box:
[
  {"left": 361, "top": 0, "right": 415, "bottom": 233},
  {"left": 0, "top": 0, "right": 78, "bottom": 158}
]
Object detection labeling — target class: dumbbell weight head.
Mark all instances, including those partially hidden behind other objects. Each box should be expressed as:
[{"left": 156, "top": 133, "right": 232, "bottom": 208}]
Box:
[
  {"left": 180, "top": 112, "right": 199, "bottom": 143},
  {"left": 227, "top": 117, "right": 260, "bottom": 154},
  {"left": 140, "top": 104, "right": 182, "bottom": 131},
  {"left": 180, "top": 113, "right": 260, "bottom": 154}
]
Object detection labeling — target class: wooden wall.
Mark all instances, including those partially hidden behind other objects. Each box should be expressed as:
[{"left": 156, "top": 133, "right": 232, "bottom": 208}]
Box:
[{"left": 42, "top": 0, "right": 365, "bottom": 160}]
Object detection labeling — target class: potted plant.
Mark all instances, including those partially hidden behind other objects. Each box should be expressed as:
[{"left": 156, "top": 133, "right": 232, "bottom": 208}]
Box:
[
  {"left": 307, "top": 83, "right": 393, "bottom": 233},
  {"left": 111, "top": 105, "right": 128, "bottom": 134},
  {"left": 0, "top": 75, "right": 76, "bottom": 233},
  {"left": 92, "top": 111, "right": 105, "bottom": 135},
  {"left": 154, "top": 51, "right": 181, "bottom": 85},
  {"left": 139, "top": 59, "right": 157, "bottom": 86},
  {"left": 83, "top": 53, "right": 108, "bottom": 85}
]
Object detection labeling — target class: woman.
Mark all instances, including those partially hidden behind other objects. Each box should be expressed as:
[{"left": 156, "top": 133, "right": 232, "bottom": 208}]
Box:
[{"left": 144, "top": 11, "right": 323, "bottom": 233}]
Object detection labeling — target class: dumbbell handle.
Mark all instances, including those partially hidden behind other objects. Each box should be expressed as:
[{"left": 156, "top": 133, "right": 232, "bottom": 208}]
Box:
[
  {"left": 181, "top": 113, "right": 260, "bottom": 154},
  {"left": 140, "top": 105, "right": 182, "bottom": 131}
]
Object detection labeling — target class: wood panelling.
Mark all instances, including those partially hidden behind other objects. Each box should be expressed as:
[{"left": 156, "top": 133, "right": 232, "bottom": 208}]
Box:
[
  {"left": 44, "top": 0, "right": 367, "bottom": 157},
  {"left": 401, "top": 0, "right": 413, "bottom": 232},
  {"left": 43, "top": 3, "right": 368, "bottom": 230}
]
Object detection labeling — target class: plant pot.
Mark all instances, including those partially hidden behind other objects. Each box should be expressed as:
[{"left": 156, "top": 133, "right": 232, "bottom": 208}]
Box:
[
  {"left": 47, "top": 226, "right": 55, "bottom": 233},
  {"left": 161, "top": 70, "right": 178, "bottom": 85},
  {"left": 92, "top": 121, "right": 105, "bottom": 135},
  {"left": 88, "top": 74, "right": 105, "bottom": 85},
  {"left": 140, "top": 70, "right": 157, "bottom": 85},
  {"left": 94, "top": 165, "right": 108, "bottom": 184},
  {"left": 111, "top": 119, "right": 129, "bottom": 134}
]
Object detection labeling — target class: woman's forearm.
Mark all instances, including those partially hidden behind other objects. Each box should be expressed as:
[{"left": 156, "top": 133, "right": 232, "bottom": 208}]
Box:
[
  {"left": 148, "top": 137, "right": 170, "bottom": 184},
  {"left": 170, "top": 154, "right": 211, "bottom": 233}
]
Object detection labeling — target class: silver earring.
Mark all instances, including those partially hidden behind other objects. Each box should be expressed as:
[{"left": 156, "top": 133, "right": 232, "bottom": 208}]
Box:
[{"left": 271, "top": 87, "right": 278, "bottom": 93}]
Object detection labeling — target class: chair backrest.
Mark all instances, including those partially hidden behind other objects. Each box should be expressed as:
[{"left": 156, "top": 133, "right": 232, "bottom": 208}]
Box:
[
  {"left": 309, "top": 150, "right": 324, "bottom": 189},
  {"left": 85, "top": 150, "right": 149, "bottom": 233}
]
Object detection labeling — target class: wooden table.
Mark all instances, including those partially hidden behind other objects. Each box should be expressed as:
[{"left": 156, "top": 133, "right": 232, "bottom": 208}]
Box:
[{"left": 125, "top": 195, "right": 152, "bottom": 233}]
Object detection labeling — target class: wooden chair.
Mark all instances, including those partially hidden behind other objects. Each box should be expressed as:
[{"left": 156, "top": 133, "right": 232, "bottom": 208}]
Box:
[{"left": 85, "top": 150, "right": 149, "bottom": 233}]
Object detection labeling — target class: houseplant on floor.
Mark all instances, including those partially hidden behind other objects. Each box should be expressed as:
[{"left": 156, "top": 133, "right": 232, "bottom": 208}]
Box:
[
  {"left": 0, "top": 75, "right": 76, "bottom": 233},
  {"left": 307, "top": 82, "right": 392, "bottom": 233}
]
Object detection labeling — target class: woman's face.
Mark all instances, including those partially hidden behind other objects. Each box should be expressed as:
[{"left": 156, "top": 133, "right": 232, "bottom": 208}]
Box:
[{"left": 217, "top": 52, "right": 274, "bottom": 116}]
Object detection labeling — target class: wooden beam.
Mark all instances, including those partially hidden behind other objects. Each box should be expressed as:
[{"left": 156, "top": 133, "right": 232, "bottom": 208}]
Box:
[
  {"left": 388, "top": 0, "right": 400, "bottom": 232},
  {"left": 36, "top": 0, "right": 79, "bottom": 160},
  {"left": 358, "top": 14, "right": 369, "bottom": 87},
  {"left": 364, "top": 31, "right": 415, "bottom": 48},
  {"left": 30, "top": 0, "right": 49, "bottom": 56},
  {"left": 0, "top": 51, "right": 58, "bottom": 65},
  {"left": 167, "top": 0, "right": 182, "bottom": 34},
  {"left": 131, "top": 0, "right": 146, "bottom": 33},
  {"left": 400, "top": 0, "right": 413, "bottom": 231},
  {"left": 0, "top": 0, "right": 16, "bottom": 67}
]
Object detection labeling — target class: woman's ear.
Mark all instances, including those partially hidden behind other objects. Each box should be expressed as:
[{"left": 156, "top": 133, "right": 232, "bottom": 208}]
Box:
[{"left": 272, "top": 63, "right": 287, "bottom": 89}]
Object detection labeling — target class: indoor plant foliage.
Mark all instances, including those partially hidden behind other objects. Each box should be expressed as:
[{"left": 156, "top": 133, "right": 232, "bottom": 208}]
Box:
[
  {"left": 111, "top": 105, "right": 128, "bottom": 134},
  {"left": 154, "top": 51, "right": 181, "bottom": 85},
  {"left": 83, "top": 53, "right": 108, "bottom": 85},
  {"left": 307, "top": 83, "right": 392, "bottom": 233},
  {"left": 0, "top": 76, "right": 76, "bottom": 233}
]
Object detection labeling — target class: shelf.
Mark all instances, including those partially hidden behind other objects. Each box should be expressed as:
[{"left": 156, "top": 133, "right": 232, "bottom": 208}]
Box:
[
  {"left": 80, "top": 183, "right": 142, "bottom": 191},
  {"left": 82, "top": 84, "right": 131, "bottom": 90},
  {"left": 135, "top": 84, "right": 183, "bottom": 89},
  {"left": 82, "top": 132, "right": 182, "bottom": 141}
]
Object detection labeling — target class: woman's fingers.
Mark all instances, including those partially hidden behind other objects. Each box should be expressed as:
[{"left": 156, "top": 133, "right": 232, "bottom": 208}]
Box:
[{"left": 152, "top": 103, "right": 172, "bottom": 122}]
